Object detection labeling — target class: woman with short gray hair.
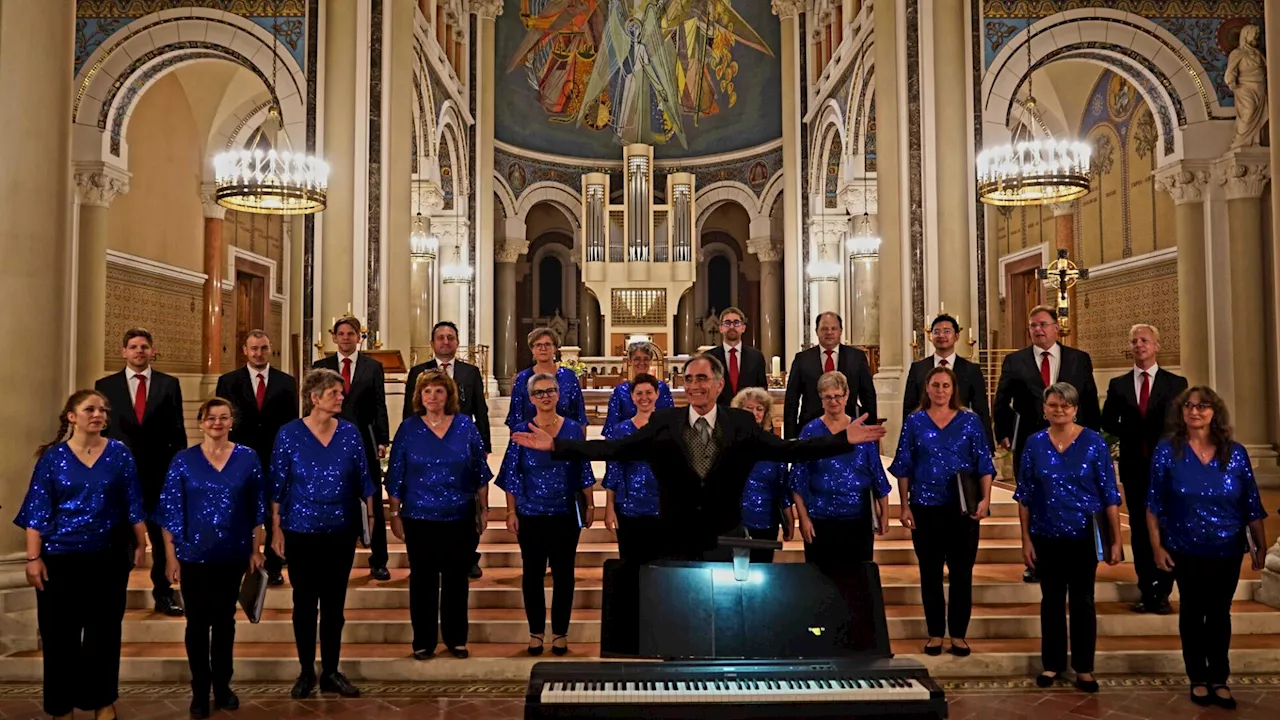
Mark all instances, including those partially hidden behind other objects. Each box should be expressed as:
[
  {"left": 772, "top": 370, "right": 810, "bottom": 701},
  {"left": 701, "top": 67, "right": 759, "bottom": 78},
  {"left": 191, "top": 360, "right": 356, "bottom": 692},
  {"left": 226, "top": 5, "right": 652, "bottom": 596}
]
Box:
[{"left": 505, "top": 327, "right": 587, "bottom": 429}]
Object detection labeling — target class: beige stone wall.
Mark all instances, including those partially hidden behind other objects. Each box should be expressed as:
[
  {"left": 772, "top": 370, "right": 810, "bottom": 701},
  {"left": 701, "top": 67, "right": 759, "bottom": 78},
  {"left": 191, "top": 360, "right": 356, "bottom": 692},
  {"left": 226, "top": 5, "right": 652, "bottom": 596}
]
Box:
[
  {"left": 1074, "top": 259, "right": 1180, "bottom": 370},
  {"left": 103, "top": 263, "right": 204, "bottom": 374}
]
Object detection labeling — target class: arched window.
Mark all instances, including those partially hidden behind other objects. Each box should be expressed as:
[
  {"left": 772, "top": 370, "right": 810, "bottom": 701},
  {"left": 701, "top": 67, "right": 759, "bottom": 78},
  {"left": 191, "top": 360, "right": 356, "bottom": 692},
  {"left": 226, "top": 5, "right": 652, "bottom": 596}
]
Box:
[
  {"left": 538, "top": 255, "right": 563, "bottom": 316},
  {"left": 707, "top": 255, "right": 732, "bottom": 313}
]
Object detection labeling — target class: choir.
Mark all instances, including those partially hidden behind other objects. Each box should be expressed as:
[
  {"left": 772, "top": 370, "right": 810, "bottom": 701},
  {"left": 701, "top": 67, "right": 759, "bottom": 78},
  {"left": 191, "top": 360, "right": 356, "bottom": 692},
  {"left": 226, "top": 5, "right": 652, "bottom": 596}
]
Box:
[{"left": 13, "top": 318, "right": 1273, "bottom": 719}]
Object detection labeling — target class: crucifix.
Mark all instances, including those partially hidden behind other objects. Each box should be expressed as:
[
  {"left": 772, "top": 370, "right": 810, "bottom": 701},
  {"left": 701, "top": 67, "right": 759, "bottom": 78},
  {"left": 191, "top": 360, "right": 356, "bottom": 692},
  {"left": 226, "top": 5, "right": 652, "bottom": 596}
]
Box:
[{"left": 1038, "top": 249, "right": 1089, "bottom": 336}]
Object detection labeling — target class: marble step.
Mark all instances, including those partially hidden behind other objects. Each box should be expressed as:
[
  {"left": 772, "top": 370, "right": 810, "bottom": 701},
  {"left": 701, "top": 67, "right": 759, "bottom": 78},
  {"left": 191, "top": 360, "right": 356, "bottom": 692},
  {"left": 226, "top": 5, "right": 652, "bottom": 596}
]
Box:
[{"left": 474, "top": 498, "right": 1025, "bottom": 522}]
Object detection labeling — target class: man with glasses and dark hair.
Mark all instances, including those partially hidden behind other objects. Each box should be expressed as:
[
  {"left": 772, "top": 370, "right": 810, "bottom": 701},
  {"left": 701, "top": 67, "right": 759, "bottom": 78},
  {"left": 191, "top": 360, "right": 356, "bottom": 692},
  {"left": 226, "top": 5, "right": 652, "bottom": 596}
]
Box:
[
  {"left": 994, "top": 306, "right": 1100, "bottom": 582},
  {"left": 902, "top": 313, "right": 992, "bottom": 447},
  {"left": 706, "top": 307, "right": 768, "bottom": 406},
  {"left": 782, "top": 311, "right": 878, "bottom": 438}
]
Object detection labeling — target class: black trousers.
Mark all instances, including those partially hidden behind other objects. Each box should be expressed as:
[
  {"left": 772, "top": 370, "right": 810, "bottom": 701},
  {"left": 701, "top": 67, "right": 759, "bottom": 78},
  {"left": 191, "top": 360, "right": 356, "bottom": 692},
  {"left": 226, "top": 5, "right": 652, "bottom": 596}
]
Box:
[
  {"left": 285, "top": 530, "right": 357, "bottom": 675},
  {"left": 1171, "top": 550, "right": 1242, "bottom": 684},
  {"left": 911, "top": 503, "right": 980, "bottom": 639},
  {"left": 181, "top": 560, "right": 244, "bottom": 696},
  {"left": 1122, "top": 479, "right": 1172, "bottom": 603},
  {"left": 36, "top": 548, "right": 130, "bottom": 716},
  {"left": 615, "top": 514, "right": 665, "bottom": 566},
  {"left": 746, "top": 524, "right": 782, "bottom": 564},
  {"left": 517, "top": 514, "right": 581, "bottom": 636},
  {"left": 367, "top": 460, "right": 389, "bottom": 569},
  {"left": 402, "top": 516, "right": 479, "bottom": 652},
  {"left": 803, "top": 515, "right": 873, "bottom": 576},
  {"left": 1032, "top": 534, "right": 1099, "bottom": 674},
  {"left": 144, "top": 517, "right": 174, "bottom": 602}
]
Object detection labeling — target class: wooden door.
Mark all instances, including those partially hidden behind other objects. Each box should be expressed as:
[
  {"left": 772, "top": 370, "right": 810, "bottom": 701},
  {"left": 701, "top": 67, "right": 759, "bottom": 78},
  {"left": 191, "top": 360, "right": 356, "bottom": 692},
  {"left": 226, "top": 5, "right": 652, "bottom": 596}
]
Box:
[{"left": 234, "top": 270, "right": 267, "bottom": 367}]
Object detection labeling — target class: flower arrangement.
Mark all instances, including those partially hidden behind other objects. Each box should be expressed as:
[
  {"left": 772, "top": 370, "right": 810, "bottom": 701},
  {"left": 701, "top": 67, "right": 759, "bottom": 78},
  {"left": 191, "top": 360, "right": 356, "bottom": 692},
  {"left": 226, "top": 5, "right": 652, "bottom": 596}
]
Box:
[{"left": 557, "top": 358, "right": 588, "bottom": 378}]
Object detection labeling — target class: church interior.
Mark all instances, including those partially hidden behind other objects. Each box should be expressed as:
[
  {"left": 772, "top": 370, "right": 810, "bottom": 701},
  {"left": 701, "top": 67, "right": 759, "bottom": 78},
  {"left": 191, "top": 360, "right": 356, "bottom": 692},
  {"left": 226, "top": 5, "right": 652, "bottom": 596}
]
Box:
[{"left": 4, "top": 0, "right": 1280, "bottom": 717}]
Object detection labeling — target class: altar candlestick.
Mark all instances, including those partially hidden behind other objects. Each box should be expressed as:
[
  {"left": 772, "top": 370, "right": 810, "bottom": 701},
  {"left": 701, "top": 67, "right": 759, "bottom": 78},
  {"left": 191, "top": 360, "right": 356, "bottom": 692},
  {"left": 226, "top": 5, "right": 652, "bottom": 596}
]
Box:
[{"left": 771, "top": 356, "right": 781, "bottom": 376}]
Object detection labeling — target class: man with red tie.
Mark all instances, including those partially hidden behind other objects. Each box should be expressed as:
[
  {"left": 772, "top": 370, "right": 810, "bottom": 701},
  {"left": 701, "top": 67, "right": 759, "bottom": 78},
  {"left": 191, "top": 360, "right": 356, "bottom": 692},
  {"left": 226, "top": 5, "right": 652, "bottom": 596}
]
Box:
[
  {"left": 215, "top": 330, "right": 298, "bottom": 585},
  {"left": 706, "top": 307, "right": 768, "bottom": 407},
  {"left": 994, "top": 305, "right": 1100, "bottom": 582},
  {"left": 96, "top": 328, "right": 189, "bottom": 615},
  {"left": 782, "top": 311, "right": 878, "bottom": 438},
  {"left": 313, "top": 316, "right": 391, "bottom": 580},
  {"left": 1102, "top": 324, "right": 1186, "bottom": 614}
]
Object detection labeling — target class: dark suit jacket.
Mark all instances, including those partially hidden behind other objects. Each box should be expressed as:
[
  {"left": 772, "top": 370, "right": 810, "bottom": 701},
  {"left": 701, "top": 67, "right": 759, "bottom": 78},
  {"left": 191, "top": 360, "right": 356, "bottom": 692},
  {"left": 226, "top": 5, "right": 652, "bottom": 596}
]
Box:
[
  {"left": 215, "top": 366, "right": 298, "bottom": 467},
  {"left": 706, "top": 344, "right": 769, "bottom": 406},
  {"left": 313, "top": 352, "right": 390, "bottom": 478},
  {"left": 403, "top": 358, "right": 491, "bottom": 453},
  {"left": 1101, "top": 367, "right": 1187, "bottom": 487},
  {"left": 902, "top": 355, "right": 992, "bottom": 447},
  {"left": 551, "top": 406, "right": 853, "bottom": 557},
  {"left": 993, "top": 343, "right": 1101, "bottom": 475},
  {"left": 96, "top": 369, "right": 188, "bottom": 507},
  {"left": 783, "top": 344, "right": 878, "bottom": 438}
]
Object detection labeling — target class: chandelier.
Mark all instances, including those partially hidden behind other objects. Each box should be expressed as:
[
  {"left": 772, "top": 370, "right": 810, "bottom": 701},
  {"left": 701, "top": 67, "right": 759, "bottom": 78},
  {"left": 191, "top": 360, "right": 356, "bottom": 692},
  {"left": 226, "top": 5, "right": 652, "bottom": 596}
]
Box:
[
  {"left": 441, "top": 245, "right": 473, "bottom": 282},
  {"left": 806, "top": 245, "right": 842, "bottom": 281},
  {"left": 976, "top": 25, "right": 1091, "bottom": 207},
  {"left": 409, "top": 211, "right": 438, "bottom": 259},
  {"left": 846, "top": 177, "right": 881, "bottom": 257}
]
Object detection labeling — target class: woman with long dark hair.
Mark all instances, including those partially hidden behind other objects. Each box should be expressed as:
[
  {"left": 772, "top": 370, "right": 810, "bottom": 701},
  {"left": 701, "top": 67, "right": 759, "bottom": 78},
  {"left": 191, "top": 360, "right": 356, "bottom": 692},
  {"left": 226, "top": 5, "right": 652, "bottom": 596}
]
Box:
[
  {"left": 1147, "top": 386, "right": 1268, "bottom": 709},
  {"left": 15, "top": 390, "right": 147, "bottom": 720}
]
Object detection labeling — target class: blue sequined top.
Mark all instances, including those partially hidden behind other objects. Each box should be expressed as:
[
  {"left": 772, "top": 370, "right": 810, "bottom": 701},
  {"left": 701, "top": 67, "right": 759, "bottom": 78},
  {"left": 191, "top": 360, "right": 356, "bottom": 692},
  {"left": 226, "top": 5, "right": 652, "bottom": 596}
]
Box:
[
  {"left": 602, "top": 381, "right": 675, "bottom": 439},
  {"left": 601, "top": 419, "right": 660, "bottom": 517},
  {"left": 15, "top": 440, "right": 145, "bottom": 555},
  {"left": 154, "top": 445, "right": 267, "bottom": 563},
  {"left": 1147, "top": 440, "right": 1268, "bottom": 558},
  {"left": 1014, "top": 428, "right": 1121, "bottom": 539},
  {"left": 496, "top": 418, "right": 596, "bottom": 516},
  {"left": 889, "top": 410, "right": 996, "bottom": 507},
  {"left": 270, "top": 419, "right": 376, "bottom": 534},
  {"left": 386, "top": 414, "right": 492, "bottom": 522},
  {"left": 789, "top": 418, "right": 891, "bottom": 520},
  {"left": 742, "top": 461, "right": 791, "bottom": 530},
  {"left": 505, "top": 367, "right": 588, "bottom": 429}
]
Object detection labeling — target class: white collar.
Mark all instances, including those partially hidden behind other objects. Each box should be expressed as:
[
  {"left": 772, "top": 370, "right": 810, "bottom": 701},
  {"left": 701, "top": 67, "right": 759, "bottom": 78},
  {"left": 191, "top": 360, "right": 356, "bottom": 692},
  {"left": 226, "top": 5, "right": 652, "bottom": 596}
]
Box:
[
  {"left": 338, "top": 350, "right": 359, "bottom": 363},
  {"left": 818, "top": 344, "right": 840, "bottom": 355},
  {"left": 1033, "top": 343, "right": 1060, "bottom": 360},
  {"left": 689, "top": 403, "right": 718, "bottom": 430},
  {"left": 248, "top": 364, "right": 270, "bottom": 378},
  {"left": 722, "top": 341, "right": 742, "bottom": 354},
  {"left": 934, "top": 352, "right": 957, "bottom": 366},
  {"left": 1135, "top": 362, "right": 1159, "bottom": 377},
  {"left": 129, "top": 366, "right": 152, "bottom": 380}
]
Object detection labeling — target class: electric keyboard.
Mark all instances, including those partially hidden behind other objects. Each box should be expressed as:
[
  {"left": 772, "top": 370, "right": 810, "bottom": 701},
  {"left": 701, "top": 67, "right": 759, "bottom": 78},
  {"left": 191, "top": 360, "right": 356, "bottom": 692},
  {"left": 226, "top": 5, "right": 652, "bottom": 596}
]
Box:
[{"left": 525, "top": 657, "right": 947, "bottom": 719}]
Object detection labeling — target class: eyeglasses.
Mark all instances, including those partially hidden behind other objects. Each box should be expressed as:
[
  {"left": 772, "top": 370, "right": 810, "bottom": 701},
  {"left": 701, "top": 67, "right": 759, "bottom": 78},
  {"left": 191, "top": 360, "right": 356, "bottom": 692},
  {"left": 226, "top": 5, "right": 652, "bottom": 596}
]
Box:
[
  {"left": 1044, "top": 402, "right": 1075, "bottom": 411},
  {"left": 683, "top": 373, "right": 715, "bottom": 385},
  {"left": 1029, "top": 321, "right": 1057, "bottom": 330},
  {"left": 530, "top": 387, "right": 560, "bottom": 399},
  {"left": 531, "top": 342, "right": 556, "bottom": 350},
  {"left": 1182, "top": 401, "right": 1213, "bottom": 412},
  {"left": 820, "top": 393, "right": 847, "bottom": 403},
  {"left": 720, "top": 320, "right": 744, "bottom": 328}
]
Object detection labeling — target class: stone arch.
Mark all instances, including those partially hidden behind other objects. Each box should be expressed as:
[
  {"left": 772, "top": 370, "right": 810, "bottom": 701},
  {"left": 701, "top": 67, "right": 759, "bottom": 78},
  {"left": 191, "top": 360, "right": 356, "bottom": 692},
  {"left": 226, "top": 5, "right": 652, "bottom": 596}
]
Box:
[
  {"left": 492, "top": 172, "right": 518, "bottom": 220},
  {"left": 695, "top": 181, "right": 762, "bottom": 234},
  {"left": 74, "top": 11, "right": 306, "bottom": 166},
  {"left": 809, "top": 101, "right": 845, "bottom": 189},
  {"left": 529, "top": 241, "right": 578, "bottom": 318},
  {"left": 515, "top": 183, "right": 583, "bottom": 232},
  {"left": 851, "top": 73, "right": 874, "bottom": 158}
]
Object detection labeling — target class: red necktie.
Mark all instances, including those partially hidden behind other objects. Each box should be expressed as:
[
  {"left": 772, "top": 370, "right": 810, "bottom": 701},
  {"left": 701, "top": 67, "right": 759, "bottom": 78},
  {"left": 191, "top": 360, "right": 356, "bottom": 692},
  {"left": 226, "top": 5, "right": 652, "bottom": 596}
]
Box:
[
  {"left": 1138, "top": 371, "right": 1150, "bottom": 416},
  {"left": 255, "top": 373, "right": 267, "bottom": 411},
  {"left": 441, "top": 361, "right": 450, "bottom": 376},
  {"left": 133, "top": 374, "right": 147, "bottom": 424},
  {"left": 824, "top": 350, "right": 835, "bottom": 373},
  {"left": 728, "top": 347, "right": 740, "bottom": 391},
  {"left": 1039, "top": 351, "right": 1051, "bottom": 388},
  {"left": 939, "top": 358, "right": 949, "bottom": 368},
  {"left": 341, "top": 357, "right": 352, "bottom": 394}
]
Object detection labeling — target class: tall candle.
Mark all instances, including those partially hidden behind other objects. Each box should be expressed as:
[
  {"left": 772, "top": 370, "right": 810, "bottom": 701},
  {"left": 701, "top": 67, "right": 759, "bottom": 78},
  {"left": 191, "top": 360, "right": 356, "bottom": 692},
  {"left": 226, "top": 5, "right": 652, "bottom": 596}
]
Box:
[
  {"left": 969, "top": 327, "right": 974, "bottom": 343},
  {"left": 939, "top": 301, "right": 945, "bottom": 313},
  {"left": 771, "top": 356, "right": 781, "bottom": 375},
  {"left": 346, "top": 303, "right": 352, "bottom": 314}
]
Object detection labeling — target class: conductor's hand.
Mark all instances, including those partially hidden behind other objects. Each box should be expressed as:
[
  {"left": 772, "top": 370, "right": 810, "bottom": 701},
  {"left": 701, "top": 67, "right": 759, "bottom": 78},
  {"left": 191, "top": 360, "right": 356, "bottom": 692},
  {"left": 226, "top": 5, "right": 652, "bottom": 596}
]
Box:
[
  {"left": 512, "top": 425, "right": 555, "bottom": 452},
  {"left": 845, "top": 414, "right": 887, "bottom": 445}
]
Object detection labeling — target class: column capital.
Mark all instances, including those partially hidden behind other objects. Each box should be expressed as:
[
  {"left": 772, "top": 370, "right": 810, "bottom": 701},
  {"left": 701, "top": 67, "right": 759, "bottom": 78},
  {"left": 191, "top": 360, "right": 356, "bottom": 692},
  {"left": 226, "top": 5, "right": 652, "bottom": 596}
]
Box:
[
  {"left": 808, "top": 216, "right": 850, "bottom": 243},
  {"left": 772, "top": 0, "right": 805, "bottom": 20},
  {"left": 748, "top": 236, "right": 783, "bottom": 262},
  {"left": 1049, "top": 201, "right": 1076, "bottom": 217},
  {"left": 73, "top": 162, "right": 130, "bottom": 208},
  {"left": 1153, "top": 162, "right": 1212, "bottom": 205},
  {"left": 199, "top": 183, "right": 226, "bottom": 219},
  {"left": 413, "top": 180, "right": 446, "bottom": 214},
  {"left": 1214, "top": 147, "right": 1271, "bottom": 200},
  {"left": 495, "top": 238, "right": 528, "bottom": 263},
  {"left": 472, "top": 0, "right": 503, "bottom": 20},
  {"left": 841, "top": 184, "right": 877, "bottom": 215}
]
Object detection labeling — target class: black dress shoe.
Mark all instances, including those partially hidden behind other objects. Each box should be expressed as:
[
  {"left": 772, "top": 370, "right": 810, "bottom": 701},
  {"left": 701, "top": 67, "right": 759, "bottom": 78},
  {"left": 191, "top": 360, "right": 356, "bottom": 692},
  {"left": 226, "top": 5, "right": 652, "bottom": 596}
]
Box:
[
  {"left": 413, "top": 649, "right": 435, "bottom": 661},
  {"left": 469, "top": 563, "right": 483, "bottom": 580},
  {"left": 290, "top": 672, "right": 316, "bottom": 699},
  {"left": 189, "top": 697, "right": 211, "bottom": 719},
  {"left": 320, "top": 671, "right": 361, "bottom": 698},
  {"left": 369, "top": 566, "right": 392, "bottom": 581},
  {"left": 1035, "top": 672, "right": 1057, "bottom": 688},
  {"left": 213, "top": 688, "right": 239, "bottom": 710},
  {"left": 267, "top": 571, "right": 285, "bottom": 586},
  {"left": 1131, "top": 601, "right": 1150, "bottom": 613},
  {"left": 948, "top": 641, "right": 972, "bottom": 657},
  {"left": 551, "top": 635, "right": 569, "bottom": 657},
  {"left": 1211, "top": 685, "right": 1237, "bottom": 709},
  {"left": 1074, "top": 676, "right": 1100, "bottom": 693},
  {"left": 157, "top": 596, "right": 185, "bottom": 617},
  {"left": 1151, "top": 598, "right": 1173, "bottom": 616},
  {"left": 1189, "top": 683, "right": 1214, "bottom": 707},
  {"left": 1023, "top": 568, "right": 1039, "bottom": 583},
  {"left": 923, "top": 641, "right": 943, "bottom": 656},
  {"left": 448, "top": 647, "right": 470, "bottom": 659}
]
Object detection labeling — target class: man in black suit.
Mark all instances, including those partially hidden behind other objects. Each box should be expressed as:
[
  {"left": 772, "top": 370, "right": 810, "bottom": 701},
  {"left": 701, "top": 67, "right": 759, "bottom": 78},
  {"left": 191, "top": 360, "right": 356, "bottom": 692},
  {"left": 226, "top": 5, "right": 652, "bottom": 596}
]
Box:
[
  {"left": 902, "top": 313, "right": 992, "bottom": 445},
  {"left": 96, "top": 328, "right": 189, "bottom": 616},
  {"left": 994, "top": 306, "right": 1101, "bottom": 582},
  {"left": 313, "top": 316, "right": 392, "bottom": 581},
  {"left": 1101, "top": 324, "right": 1186, "bottom": 615},
  {"left": 403, "top": 320, "right": 491, "bottom": 579},
  {"left": 513, "top": 353, "right": 887, "bottom": 560},
  {"left": 783, "top": 311, "right": 878, "bottom": 438},
  {"left": 215, "top": 330, "right": 298, "bottom": 585},
  {"left": 706, "top": 307, "right": 768, "bottom": 406}
]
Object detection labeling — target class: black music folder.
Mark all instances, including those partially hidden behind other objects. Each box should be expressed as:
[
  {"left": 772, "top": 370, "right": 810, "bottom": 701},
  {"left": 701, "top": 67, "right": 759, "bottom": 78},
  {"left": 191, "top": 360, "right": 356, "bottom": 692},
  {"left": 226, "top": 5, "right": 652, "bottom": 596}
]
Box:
[
  {"left": 956, "top": 471, "right": 981, "bottom": 515},
  {"left": 1088, "top": 511, "right": 1123, "bottom": 562},
  {"left": 238, "top": 568, "right": 268, "bottom": 623}
]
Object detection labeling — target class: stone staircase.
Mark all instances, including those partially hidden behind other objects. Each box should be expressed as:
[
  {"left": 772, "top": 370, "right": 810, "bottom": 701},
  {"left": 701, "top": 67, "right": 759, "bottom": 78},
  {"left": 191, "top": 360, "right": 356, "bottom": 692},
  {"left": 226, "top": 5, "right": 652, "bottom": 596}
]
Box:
[{"left": 2, "top": 420, "right": 1277, "bottom": 683}]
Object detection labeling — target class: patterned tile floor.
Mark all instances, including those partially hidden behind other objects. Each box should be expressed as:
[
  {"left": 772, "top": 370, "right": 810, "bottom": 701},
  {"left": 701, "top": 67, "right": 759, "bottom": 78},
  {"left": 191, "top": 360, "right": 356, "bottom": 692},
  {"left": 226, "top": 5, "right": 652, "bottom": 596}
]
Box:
[{"left": 0, "top": 678, "right": 1278, "bottom": 719}]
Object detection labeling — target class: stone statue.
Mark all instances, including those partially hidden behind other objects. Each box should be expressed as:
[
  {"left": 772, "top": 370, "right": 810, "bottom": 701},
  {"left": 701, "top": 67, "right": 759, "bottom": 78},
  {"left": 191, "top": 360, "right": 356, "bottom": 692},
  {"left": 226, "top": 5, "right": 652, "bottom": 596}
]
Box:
[
  {"left": 1258, "top": 538, "right": 1280, "bottom": 608},
  {"left": 701, "top": 307, "right": 721, "bottom": 346},
  {"left": 1226, "top": 24, "right": 1268, "bottom": 149},
  {"left": 549, "top": 309, "right": 568, "bottom": 344}
]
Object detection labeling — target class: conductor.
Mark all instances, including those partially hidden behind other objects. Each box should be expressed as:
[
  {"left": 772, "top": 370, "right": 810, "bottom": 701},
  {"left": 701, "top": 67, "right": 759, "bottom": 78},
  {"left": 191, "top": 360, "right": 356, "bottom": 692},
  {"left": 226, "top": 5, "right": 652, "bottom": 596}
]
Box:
[{"left": 512, "top": 353, "right": 887, "bottom": 560}]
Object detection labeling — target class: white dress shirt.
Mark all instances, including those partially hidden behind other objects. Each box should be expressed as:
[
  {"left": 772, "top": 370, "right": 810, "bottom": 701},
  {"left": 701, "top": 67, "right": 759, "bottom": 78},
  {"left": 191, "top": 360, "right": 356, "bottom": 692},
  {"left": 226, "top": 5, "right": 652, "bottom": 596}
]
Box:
[
  {"left": 126, "top": 366, "right": 153, "bottom": 400},
  {"left": 436, "top": 357, "right": 456, "bottom": 379},
  {"left": 249, "top": 364, "right": 270, "bottom": 390},
  {"left": 689, "top": 402, "right": 718, "bottom": 431},
  {"left": 1034, "top": 343, "right": 1061, "bottom": 386},
  {"left": 1134, "top": 362, "right": 1159, "bottom": 398},
  {"left": 337, "top": 350, "right": 359, "bottom": 376},
  {"left": 722, "top": 341, "right": 742, "bottom": 358},
  {"left": 933, "top": 352, "right": 957, "bottom": 368},
  {"left": 818, "top": 344, "right": 840, "bottom": 370}
]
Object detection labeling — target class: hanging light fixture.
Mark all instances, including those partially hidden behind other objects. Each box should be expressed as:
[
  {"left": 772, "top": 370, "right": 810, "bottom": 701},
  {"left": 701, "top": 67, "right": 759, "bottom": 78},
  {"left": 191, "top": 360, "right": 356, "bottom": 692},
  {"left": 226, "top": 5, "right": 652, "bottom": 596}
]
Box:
[
  {"left": 976, "top": 25, "right": 1091, "bottom": 206},
  {"left": 213, "top": 12, "right": 328, "bottom": 214},
  {"left": 846, "top": 177, "right": 881, "bottom": 257},
  {"left": 409, "top": 211, "right": 438, "bottom": 259},
  {"left": 806, "top": 244, "right": 842, "bottom": 281},
  {"left": 440, "top": 196, "right": 472, "bottom": 281}
]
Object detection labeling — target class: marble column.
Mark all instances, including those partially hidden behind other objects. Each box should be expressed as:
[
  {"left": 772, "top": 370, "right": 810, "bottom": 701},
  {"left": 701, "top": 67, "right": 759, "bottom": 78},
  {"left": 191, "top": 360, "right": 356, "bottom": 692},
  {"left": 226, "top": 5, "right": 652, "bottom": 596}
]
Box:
[
  {"left": 872, "top": 0, "right": 904, "bottom": 434},
  {"left": 409, "top": 181, "right": 444, "bottom": 366},
  {"left": 321, "top": 0, "right": 358, "bottom": 327},
  {"left": 1049, "top": 202, "right": 1078, "bottom": 345},
  {"left": 0, "top": 0, "right": 75, "bottom": 557},
  {"left": 773, "top": 0, "right": 805, "bottom": 360},
  {"left": 199, "top": 187, "right": 226, "bottom": 377},
  {"left": 473, "top": 0, "right": 503, "bottom": 391},
  {"left": 676, "top": 289, "right": 694, "bottom": 355},
  {"left": 580, "top": 287, "right": 600, "bottom": 356},
  {"left": 1256, "top": 0, "right": 1280, "bottom": 607},
  {"left": 495, "top": 236, "right": 528, "bottom": 394},
  {"left": 848, "top": 231, "right": 880, "bottom": 349},
  {"left": 1154, "top": 165, "right": 1212, "bottom": 386},
  {"left": 385, "top": 0, "right": 416, "bottom": 353},
  {"left": 72, "top": 164, "right": 129, "bottom": 389},
  {"left": 748, "top": 236, "right": 784, "bottom": 364}
]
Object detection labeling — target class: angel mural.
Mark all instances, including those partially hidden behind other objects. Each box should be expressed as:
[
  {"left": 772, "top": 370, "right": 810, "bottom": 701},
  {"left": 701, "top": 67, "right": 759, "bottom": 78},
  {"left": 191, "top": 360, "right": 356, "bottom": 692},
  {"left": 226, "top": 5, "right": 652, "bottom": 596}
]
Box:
[{"left": 507, "top": 0, "right": 773, "bottom": 149}]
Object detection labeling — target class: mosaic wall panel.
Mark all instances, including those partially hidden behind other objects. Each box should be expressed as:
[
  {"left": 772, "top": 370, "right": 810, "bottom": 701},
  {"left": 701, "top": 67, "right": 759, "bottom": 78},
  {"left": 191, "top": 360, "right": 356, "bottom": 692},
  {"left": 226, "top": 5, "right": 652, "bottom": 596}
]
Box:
[
  {"left": 1074, "top": 259, "right": 1181, "bottom": 369},
  {"left": 982, "top": 1, "right": 1263, "bottom": 106},
  {"left": 104, "top": 264, "right": 204, "bottom": 374}
]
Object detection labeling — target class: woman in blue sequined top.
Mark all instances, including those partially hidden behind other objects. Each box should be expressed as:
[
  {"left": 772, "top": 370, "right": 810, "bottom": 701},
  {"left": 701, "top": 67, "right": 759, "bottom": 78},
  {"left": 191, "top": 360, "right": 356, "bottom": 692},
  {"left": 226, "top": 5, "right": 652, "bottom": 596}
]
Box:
[
  {"left": 603, "top": 373, "right": 664, "bottom": 564},
  {"left": 269, "top": 369, "right": 375, "bottom": 700},
  {"left": 790, "top": 371, "right": 891, "bottom": 575},
  {"left": 890, "top": 366, "right": 995, "bottom": 658},
  {"left": 497, "top": 372, "right": 596, "bottom": 657},
  {"left": 1146, "top": 387, "right": 1268, "bottom": 709},
  {"left": 1015, "top": 382, "right": 1122, "bottom": 694},
  {"left": 387, "top": 369, "right": 492, "bottom": 661},
  {"left": 15, "top": 389, "right": 147, "bottom": 720},
  {"left": 732, "top": 387, "right": 794, "bottom": 563},
  {"left": 602, "top": 342, "right": 674, "bottom": 438},
  {"left": 505, "top": 327, "right": 586, "bottom": 429},
  {"left": 156, "top": 397, "right": 266, "bottom": 716}
]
